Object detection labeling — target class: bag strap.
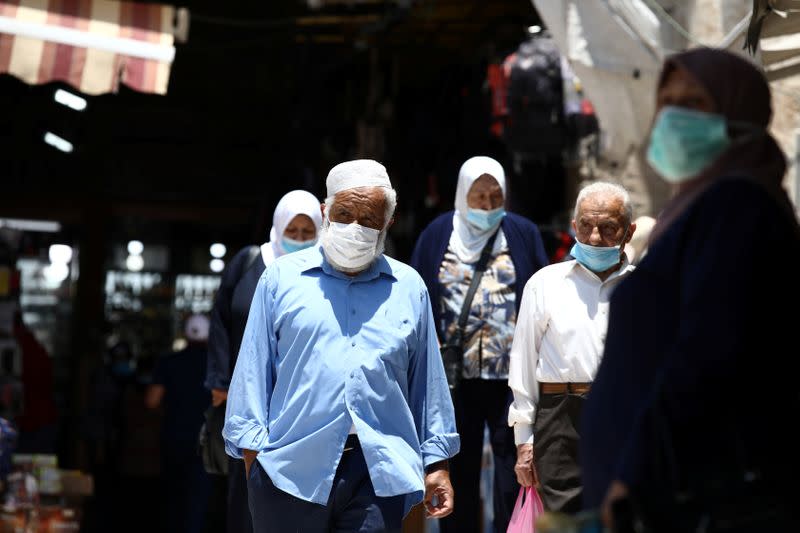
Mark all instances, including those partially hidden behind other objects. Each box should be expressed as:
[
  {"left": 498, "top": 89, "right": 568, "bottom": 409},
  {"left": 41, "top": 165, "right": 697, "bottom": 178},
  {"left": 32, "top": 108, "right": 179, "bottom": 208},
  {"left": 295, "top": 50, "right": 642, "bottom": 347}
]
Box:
[{"left": 455, "top": 230, "right": 500, "bottom": 336}]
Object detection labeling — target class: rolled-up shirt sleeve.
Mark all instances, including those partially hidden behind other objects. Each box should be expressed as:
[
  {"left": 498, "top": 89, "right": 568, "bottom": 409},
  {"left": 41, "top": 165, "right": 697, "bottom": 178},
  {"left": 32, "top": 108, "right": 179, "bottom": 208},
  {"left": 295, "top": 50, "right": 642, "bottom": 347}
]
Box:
[
  {"left": 409, "top": 287, "right": 460, "bottom": 468},
  {"left": 222, "top": 269, "right": 276, "bottom": 459},
  {"left": 508, "top": 277, "right": 545, "bottom": 445}
]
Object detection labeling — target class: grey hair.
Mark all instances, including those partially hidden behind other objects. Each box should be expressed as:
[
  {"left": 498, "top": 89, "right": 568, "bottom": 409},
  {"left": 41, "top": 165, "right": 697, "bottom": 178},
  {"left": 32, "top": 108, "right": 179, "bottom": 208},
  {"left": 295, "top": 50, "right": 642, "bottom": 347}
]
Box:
[
  {"left": 323, "top": 186, "right": 397, "bottom": 229},
  {"left": 573, "top": 181, "right": 633, "bottom": 225}
]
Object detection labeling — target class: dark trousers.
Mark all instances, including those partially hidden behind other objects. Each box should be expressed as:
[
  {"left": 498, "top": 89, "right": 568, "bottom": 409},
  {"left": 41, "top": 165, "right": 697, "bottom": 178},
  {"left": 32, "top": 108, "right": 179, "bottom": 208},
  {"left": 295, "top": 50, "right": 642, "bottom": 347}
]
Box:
[
  {"left": 204, "top": 474, "right": 228, "bottom": 533},
  {"left": 228, "top": 457, "right": 253, "bottom": 533},
  {"left": 247, "top": 438, "right": 405, "bottom": 533},
  {"left": 533, "top": 391, "right": 586, "bottom": 513},
  {"left": 163, "top": 447, "right": 212, "bottom": 533},
  {"left": 439, "top": 379, "right": 519, "bottom": 533}
]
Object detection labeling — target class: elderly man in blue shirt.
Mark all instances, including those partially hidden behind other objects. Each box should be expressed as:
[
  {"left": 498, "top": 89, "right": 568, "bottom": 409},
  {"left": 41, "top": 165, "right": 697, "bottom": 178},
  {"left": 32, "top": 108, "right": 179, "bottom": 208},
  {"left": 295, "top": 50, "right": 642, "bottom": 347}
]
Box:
[{"left": 223, "top": 159, "right": 460, "bottom": 533}]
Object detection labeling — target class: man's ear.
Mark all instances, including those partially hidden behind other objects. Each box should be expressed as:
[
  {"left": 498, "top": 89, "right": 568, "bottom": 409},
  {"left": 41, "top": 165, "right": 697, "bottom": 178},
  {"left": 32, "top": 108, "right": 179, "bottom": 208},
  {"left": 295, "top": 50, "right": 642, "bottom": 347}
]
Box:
[
  {"left": 320, "top": 203, "right": 326, "bottom": 219},
  {"left": 625, "top": 223, "right": 637, "bottom": 244},
  {"left": 387, "top": 217, "right": 395, "bottom": 230}
]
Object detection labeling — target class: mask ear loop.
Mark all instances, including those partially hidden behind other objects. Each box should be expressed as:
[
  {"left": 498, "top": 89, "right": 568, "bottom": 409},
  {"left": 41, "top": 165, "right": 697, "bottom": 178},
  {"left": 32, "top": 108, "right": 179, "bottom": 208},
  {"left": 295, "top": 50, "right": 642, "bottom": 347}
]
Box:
[
  {"left": 616, "top": 225, "right": 631, "bottom": 267},
  {"left": 617, "top": 224, "right": 630, "bottom": 250}
]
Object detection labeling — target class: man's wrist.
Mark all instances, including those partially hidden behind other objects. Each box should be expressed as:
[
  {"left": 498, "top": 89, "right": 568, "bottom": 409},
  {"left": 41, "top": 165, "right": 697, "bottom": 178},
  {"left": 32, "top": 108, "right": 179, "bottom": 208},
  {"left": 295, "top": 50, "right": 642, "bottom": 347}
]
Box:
[
  {"left": 243, "top": 449, "right": 258, "bottom": 461},
  {"left": 514, "top": 423, "right": 534, "bottom": 445},
  {"left": 424, "top": 459, "right": 449, "bottom": 475}
]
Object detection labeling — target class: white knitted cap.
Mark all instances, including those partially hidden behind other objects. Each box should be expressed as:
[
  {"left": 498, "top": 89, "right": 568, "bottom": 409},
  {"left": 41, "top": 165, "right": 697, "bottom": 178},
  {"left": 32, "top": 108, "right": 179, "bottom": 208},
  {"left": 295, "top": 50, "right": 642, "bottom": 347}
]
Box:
[{"left": 325, "top": 159, "right": 392, "bottom": 197}]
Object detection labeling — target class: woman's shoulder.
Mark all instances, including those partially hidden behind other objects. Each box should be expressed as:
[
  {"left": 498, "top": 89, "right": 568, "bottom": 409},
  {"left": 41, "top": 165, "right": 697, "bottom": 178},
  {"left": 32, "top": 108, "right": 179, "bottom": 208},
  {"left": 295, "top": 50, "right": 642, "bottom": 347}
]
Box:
[
  {"left": 502, "top": 212, "right": 542, "bottom": 245},
  {"left": 695, "top": 177, "right": 788, "bottom": 218},
  {"left": 503, "top": 211, "right": 538, "bottom": 230},
  {"left": 428, "top": 211, "right": 455, "bottom": 227},
  {"left": 704, "top": 175, "right": 774, "bottom": 198},
  {"left": 218, "top": 245, "right": 261, "bottom": 279},
  {"left": 231, "top": 244, "right": 260, "bottom": 260}
]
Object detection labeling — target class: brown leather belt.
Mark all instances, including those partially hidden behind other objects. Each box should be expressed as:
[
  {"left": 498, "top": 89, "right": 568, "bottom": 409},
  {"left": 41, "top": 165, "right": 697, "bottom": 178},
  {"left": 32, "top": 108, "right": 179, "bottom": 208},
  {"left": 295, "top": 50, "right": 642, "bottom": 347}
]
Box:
[{"left": 540, "top": 382, "right": 591, "bottom": 395}]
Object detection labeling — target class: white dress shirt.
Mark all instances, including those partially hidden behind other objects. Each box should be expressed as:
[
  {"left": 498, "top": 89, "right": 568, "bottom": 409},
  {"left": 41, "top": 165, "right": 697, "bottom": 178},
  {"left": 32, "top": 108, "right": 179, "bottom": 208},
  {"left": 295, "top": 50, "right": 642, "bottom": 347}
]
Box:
[{"left": 507, "top": 258, "right": 635, "bottom": 445}]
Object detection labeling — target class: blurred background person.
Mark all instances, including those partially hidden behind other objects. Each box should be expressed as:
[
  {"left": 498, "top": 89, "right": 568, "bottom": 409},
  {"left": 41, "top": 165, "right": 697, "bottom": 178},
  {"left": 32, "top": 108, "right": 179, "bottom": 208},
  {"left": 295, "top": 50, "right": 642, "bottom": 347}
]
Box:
[
  {"left": 205, "top": 189, "right": 322, "bottom": 533},
  {"left": 11, "top": 307, "right": 58, "bottom": 454},
  {"left": 146, "top": 313, "right": 213, "bottom": 533},
  {"left": 83, "top": 339, "right": 136, "bottom": 531},
  {"left": 411, "top": 155, "right": 549, "bottom": 532},
  {"left": 581, "top": 48, "right": 800, "bottom": 532},
  {"left": 117, "top": 352, "right": 163, "bottom": 533}
]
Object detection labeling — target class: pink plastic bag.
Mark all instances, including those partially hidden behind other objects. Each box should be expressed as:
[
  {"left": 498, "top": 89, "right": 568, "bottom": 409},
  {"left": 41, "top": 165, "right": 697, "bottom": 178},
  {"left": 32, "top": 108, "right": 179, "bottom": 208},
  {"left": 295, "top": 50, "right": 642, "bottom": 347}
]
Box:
[{"left": 507, "top": 486, "right": 544, "bottom": 533}]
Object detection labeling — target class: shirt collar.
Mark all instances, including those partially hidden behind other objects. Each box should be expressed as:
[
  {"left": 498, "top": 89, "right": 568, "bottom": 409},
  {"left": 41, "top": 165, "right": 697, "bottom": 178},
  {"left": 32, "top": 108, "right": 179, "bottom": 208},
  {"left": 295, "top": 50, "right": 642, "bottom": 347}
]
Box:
[
  {"left": 567, "top": 254, "right": 635, "bottom": 283},
  {"left": 301, "top": 245, "right": 396, "bottom": 282}
]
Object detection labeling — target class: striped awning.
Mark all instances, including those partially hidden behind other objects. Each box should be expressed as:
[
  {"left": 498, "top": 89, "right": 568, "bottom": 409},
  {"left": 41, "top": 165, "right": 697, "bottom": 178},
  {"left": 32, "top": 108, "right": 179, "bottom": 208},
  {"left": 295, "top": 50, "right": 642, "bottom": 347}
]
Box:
[{"left": 0, "top": 0, "right": 179, "bottom": 95}]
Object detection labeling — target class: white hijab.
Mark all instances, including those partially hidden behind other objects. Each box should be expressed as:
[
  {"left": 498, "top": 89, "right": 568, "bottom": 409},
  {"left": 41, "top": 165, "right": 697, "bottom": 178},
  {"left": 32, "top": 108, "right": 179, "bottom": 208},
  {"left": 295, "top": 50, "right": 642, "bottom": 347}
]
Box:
[
  {"left": 260, "top": 189, "right": 323, "bottom": 266},
  {"left": 449, "top": 156, "right": 508, "bottom": 263}
]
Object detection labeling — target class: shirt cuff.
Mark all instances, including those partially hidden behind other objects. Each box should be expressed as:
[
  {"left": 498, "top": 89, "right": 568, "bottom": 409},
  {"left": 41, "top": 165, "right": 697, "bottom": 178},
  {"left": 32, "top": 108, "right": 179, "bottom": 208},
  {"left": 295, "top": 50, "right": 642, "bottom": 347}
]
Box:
[
  {"left": 222, "top": 415, "right": 269, "bottom": 459},
  {"left": 514, "top": 424, "right": 534, "bottom": 445},
  {"left": 420, "top": 432, "right": 461, "bottom": 469}
]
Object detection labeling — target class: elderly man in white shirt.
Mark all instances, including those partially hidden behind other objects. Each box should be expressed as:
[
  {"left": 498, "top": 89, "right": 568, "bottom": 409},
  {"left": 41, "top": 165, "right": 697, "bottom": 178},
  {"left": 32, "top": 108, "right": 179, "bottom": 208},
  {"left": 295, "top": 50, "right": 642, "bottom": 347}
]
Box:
[{"left": 507, "top": 181, "right": 636, "bottom": 513}]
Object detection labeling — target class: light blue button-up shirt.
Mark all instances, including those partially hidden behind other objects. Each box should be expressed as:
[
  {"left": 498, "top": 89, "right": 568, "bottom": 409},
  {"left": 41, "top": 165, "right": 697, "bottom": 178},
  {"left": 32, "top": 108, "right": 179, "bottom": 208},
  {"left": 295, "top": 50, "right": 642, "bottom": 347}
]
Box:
[{"left": 222, "top": 245, "right": 459, "bottom": 514}]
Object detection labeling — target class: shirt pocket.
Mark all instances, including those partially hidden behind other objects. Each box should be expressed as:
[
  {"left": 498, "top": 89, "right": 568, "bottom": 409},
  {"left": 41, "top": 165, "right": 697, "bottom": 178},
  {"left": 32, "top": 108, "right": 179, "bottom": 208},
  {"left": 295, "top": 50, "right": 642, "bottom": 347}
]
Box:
[{"left": 367, "top": 317, "right": 413, "bottom": 373}]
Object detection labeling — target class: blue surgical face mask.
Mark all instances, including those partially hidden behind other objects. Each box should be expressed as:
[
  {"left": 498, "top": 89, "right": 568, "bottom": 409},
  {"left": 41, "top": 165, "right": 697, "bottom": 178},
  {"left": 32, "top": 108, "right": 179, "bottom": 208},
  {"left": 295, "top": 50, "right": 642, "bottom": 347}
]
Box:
[
  {"left": 570, "top": 226, "right": 629, "bottom": 273},
  {"left": 466, "top": 207, "right": 506, "bottom": 231},
  {"left": 646, "top": 106, "right": 730, "bottom": 184},
  {"left": 282, "top": 236, "right": 316, "bottom": 253}
]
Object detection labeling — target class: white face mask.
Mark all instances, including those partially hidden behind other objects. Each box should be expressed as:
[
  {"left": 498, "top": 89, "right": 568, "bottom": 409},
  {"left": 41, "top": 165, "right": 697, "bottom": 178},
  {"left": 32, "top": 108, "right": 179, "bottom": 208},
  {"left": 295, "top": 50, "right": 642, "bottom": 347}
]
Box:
[{"left": 321, "top": 221, "right": 381, "bottom": 272}]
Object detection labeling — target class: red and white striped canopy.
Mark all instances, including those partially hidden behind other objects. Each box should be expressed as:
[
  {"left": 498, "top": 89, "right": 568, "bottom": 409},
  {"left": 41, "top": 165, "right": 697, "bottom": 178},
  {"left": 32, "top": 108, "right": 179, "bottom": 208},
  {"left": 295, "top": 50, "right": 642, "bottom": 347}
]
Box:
[{"left": 0, "top": 0, "right": 177, "bottom": 95}]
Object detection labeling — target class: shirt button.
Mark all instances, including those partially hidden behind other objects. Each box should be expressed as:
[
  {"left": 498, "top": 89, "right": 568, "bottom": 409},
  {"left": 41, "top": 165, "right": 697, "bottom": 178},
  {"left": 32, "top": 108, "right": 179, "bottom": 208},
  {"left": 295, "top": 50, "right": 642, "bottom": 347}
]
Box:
[
  {"left": 350, "top": 371, "right": 355, "bottom": 378},
  {"left": 351, "top": 341, "right": 356, "bottom": 347}
]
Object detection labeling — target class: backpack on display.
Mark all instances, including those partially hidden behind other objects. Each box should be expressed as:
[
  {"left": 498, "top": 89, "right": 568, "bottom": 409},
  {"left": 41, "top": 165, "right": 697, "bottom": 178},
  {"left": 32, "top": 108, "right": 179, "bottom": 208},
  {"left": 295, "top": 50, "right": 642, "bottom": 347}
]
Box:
[{"left": 503, "top": 35, "right": 566, "bottom": 156}]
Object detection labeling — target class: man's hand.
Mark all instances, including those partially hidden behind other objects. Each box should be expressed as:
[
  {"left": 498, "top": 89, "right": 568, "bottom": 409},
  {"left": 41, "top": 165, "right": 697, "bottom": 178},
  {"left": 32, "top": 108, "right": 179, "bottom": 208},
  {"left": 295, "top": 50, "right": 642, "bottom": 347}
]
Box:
[
  {"left": 423, "top": 461, "right": 454, "bottom": 519},
  {"left": 211, "top": 388, "right": 228, "bottom": 407},
  {"left": 600, "top": 480, "right": 629, "bottom": 528},
  {"left": 514, "top": 443, "right": 540, "bottom": 488},
  {"left": 243, "top": 449, "right": 258, "bottom": 479}
]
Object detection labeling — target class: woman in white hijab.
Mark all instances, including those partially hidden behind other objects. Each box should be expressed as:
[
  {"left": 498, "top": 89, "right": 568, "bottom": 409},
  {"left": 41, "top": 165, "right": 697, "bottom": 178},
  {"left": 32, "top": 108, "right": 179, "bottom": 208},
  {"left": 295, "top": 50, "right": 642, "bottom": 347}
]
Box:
[
  {"left": 411, "top": 156, "right": 549, "bottom": 533},
  {"left": 261, "top": 189, "right": 324, "bottom": 264},
  {"left": 206, "top": 188, "right": 322, "bottom": 533},
  {"left": 449, "top": 156, "right": 510, "bottom": 263}
]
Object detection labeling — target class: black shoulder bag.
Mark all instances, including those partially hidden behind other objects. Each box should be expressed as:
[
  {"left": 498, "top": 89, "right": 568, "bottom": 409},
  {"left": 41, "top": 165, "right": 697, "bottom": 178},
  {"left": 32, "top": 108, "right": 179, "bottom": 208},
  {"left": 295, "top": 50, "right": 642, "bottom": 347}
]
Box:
[
  {"left": 199, "top": 244, "right": 262, "bottom": 476},
  {"left": 439, "top": 231, "right": 499, "bottom": 393}
]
